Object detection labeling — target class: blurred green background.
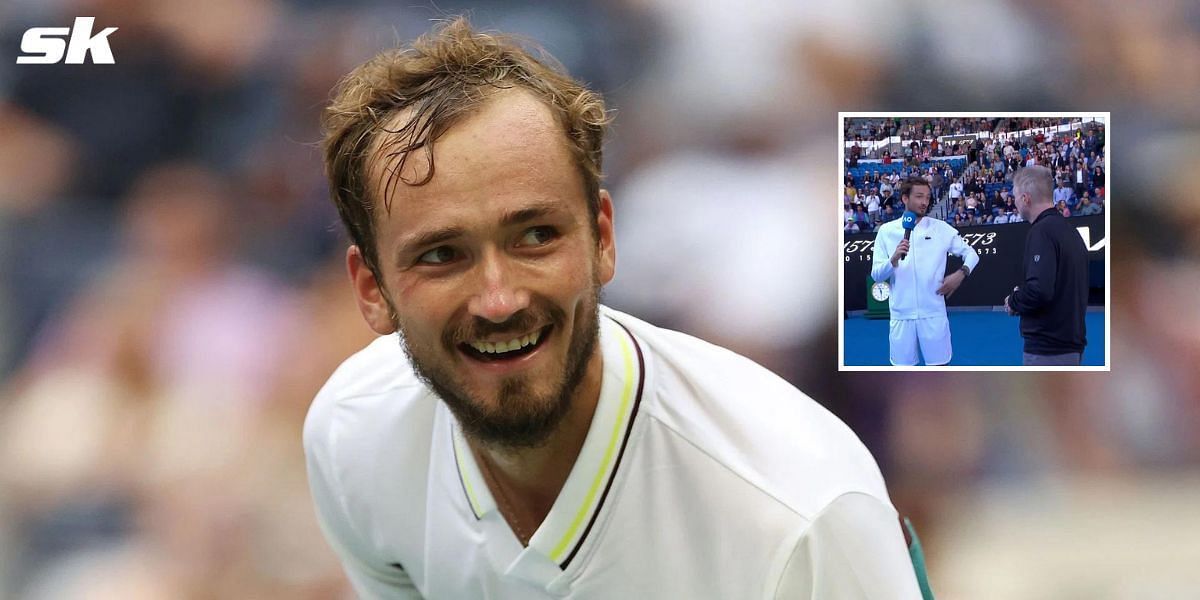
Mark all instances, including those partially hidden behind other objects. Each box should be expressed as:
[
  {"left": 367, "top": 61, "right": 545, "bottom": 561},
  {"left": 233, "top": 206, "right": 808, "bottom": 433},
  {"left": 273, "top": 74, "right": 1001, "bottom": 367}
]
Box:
[{"left": 1, "top": 1, "right": 1197, "bottom": 598}]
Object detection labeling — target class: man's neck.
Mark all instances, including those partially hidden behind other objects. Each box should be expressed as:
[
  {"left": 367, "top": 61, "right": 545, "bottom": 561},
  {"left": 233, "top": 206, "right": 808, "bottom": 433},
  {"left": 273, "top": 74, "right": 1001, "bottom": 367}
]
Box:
[{"left": 467, "top": 344, "right": 605, "bottom": 543}]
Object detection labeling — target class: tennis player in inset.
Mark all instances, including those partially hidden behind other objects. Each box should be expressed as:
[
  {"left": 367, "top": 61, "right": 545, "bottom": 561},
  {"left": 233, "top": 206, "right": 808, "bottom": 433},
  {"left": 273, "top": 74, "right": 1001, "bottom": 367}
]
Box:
[
  {"left": 871, "top": 176, "right": 980, "bottom": 366},
  {"left": 304, "top": 17, "right": 927, "bottom": 599}
]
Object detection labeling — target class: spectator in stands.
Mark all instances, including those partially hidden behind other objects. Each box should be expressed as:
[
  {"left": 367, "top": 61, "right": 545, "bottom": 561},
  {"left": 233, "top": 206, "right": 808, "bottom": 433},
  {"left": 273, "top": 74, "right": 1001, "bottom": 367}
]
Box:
[
  {"left": 1075, "top": 194, "right": 1101, "bottom": 216},
  {"left": 931, "top": 167, "right": 943, "bottom": 203},
  {"left": 854, "top": 206, "right": 873, "bottom": 232},
  {"left": 994, "top": 210, "right": 1011, "bottom": 224},
  {"left": 844, "top": 203, "right": 854, "bottom": 225},
  {"left": 866, "top": 188, "right": 881, "bottom": 223},
  {"left": 953, "top": 205, "right": 970, "bottom": 227},
  {"left": 1083, "top": 128, "right": 1099, "bottom": 154},
  {"left": 881, "top": 205, "right": 898, "bottom": 223},
  {"left": 1057, "top": 200, "right": 1071, "bottom": 217},
  {"left": 949, "top": 177, "right": 963, "bottom": 205},
  {"left": 965, "top": 192, "right": 979, "bottom": 221},
  {"left": 880, "top": 178, "right": 893, "bottom": 197},
  {"left": 1054, "top": 180, "right": 1076, "bottom": 208},
  {"left": 1073, "top": 161, "right": 1088, "bottom": 197},
  {"left": 883, "top": 190, "right": 902, "bottom": 214},
  {"left": 1091, "top": 166, "right": 1104, "bottom": 191},
  {"left": 968, "top": 175, "right": 985, "bottom": 197}
]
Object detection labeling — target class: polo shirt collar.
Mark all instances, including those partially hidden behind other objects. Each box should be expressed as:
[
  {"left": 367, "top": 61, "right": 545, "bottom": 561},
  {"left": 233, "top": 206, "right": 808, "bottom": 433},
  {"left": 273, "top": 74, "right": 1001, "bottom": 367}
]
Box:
[
  {"left": 449, "top": 313, "right": 645, "bottom": 579},
  {"left": 1032, "top": 207, "right": 1059, "bottom": 225}
]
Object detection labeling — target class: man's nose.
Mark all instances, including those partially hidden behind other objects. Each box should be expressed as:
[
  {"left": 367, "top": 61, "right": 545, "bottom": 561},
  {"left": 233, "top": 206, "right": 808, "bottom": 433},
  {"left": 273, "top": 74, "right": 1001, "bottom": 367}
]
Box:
[{"left": 467, "top": 248, "right": 530, "bottom": 323}]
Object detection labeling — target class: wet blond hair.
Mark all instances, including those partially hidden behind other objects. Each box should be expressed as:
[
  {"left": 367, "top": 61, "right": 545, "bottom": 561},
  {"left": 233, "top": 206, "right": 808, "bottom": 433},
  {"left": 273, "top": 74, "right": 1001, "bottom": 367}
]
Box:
[{"left": 322, "top": 17, "right": 611, "bottom": 277}]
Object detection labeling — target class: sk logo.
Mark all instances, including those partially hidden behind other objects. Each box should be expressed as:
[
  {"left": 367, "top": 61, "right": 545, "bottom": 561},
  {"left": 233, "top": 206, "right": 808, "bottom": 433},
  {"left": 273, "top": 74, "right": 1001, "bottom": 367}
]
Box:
[
  {"left": 1034, "top": 255, "right": 1041, "bottom": 263},
  {"left": 16, "top": 17, "right": 118, "bottom": 64}
]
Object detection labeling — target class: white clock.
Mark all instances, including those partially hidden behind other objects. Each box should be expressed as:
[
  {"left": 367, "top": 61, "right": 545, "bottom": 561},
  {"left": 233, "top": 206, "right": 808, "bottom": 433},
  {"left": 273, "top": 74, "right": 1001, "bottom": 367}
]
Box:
[{"left": 871, "top": 281, "right": 891, "bottom": 302}]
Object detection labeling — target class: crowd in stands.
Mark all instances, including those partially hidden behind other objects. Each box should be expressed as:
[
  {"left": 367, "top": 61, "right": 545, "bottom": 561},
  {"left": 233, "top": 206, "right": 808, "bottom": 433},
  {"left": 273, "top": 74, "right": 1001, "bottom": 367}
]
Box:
[
  {"left": 844, "top": 118, "right": 1105, "bottom": 233},
  {"left": 846, "top": 117, "right": 1076, "bottom": 149}
]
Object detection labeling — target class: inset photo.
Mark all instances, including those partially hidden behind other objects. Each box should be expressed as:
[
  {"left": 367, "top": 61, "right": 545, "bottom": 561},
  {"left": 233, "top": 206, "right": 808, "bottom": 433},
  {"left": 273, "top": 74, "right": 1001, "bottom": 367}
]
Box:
[{"left": 839, "top": 113, "right": 1110, "bottom": 370}]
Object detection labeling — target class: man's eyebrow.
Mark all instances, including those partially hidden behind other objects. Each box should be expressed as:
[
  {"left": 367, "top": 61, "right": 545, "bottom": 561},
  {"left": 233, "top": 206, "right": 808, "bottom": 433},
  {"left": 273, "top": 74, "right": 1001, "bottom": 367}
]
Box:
[
  {"left": 500, "top": 201, "right": 564, "bottom": 228},
  {"left": 397, "top": 226, "right": 465, "bottom": 256}
]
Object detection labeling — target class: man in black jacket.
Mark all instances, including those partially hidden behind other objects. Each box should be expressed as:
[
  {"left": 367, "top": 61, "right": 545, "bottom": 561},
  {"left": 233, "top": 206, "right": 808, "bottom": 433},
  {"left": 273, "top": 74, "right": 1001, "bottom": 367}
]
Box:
[{"left": 1004, "top": 165, "right": 1089, "bottom": 365}]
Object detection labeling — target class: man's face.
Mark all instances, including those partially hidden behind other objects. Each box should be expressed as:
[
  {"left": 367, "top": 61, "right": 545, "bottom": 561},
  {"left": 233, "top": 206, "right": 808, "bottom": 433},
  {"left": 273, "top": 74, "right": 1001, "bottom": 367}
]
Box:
[
  {"left": 903, "top": 184, "right": 931, "bottom": 216},
  {"left": 348, "top": 89, "right": 616, "bottom": 449}
]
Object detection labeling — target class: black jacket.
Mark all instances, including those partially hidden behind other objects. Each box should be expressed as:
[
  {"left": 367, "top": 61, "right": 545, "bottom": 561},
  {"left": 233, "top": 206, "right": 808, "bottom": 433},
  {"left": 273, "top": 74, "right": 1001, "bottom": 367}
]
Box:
[{"left": 1009, "top": 208, "right": 1089, "bottom": 354}]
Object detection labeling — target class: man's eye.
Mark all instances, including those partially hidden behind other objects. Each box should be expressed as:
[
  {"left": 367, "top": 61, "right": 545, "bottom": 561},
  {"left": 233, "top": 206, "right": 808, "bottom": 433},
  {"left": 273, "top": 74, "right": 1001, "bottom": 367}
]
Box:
[
  {"left": 417, "top": 246, "right": 458, "bottom": 265},
  {"left": 518, "top": 226, "right": 558, "bottom": 247}
]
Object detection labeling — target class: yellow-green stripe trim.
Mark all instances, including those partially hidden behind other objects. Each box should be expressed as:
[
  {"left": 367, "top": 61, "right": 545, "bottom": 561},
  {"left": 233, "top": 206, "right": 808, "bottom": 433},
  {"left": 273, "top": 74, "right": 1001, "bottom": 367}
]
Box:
[
  {"left": 453, "top": 431, "right": 484, "bottom": 518},
  {"left": 548, "top": 330, "right": 636, "bottom": 561}
]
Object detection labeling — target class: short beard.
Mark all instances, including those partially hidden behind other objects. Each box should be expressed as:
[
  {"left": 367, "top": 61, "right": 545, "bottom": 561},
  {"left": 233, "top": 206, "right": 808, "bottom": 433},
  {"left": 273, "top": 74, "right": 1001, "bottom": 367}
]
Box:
[{"left": 388, "top": 288, "right": 601, "bottom": 451}]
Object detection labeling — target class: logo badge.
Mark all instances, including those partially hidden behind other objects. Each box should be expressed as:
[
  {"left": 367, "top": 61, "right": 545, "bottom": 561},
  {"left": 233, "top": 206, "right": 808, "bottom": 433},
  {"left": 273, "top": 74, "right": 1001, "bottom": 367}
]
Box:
[
  {"left": 1034, "top": 255, "right": 1041, "bottom": 263},
  {"left": 17, "top": 17, "right": 117, "bottom": 65}
]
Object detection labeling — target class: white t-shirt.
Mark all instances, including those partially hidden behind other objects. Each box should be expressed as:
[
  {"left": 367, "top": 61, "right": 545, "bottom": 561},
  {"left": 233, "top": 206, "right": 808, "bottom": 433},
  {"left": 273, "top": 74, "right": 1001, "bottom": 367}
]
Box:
[
  {"left": 867, "top": 194, "right": 881, "bottom": 213},
  {"left": 305, "top": 308, "right": 922, "bottom": 599},
  {"left": 870, "top": 217, "right": 981, "bottom": 320},
  {"left": 948, "top": 182, "right": 962, "bottom": 199}
]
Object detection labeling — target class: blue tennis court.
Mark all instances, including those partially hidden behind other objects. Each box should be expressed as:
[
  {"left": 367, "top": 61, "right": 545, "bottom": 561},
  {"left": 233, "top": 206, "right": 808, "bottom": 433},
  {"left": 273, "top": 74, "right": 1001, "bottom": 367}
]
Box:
[{"left": 844, "top": 309, "right": 1105, "bottom": 366}]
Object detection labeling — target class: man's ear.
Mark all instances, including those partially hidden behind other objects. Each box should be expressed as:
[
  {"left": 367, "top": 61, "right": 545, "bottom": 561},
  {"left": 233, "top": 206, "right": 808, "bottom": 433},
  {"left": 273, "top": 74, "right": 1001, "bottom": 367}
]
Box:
[
  {"left": 595, "top": 190, "right": 617, "bottom": 286},
  {"left": 347, "top": 246, "right": 398, "bottom": 335}
]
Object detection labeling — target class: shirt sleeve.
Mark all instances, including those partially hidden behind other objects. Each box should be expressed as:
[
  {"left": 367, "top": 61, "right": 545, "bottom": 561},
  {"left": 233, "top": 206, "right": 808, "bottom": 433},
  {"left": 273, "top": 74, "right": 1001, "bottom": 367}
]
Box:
[
  {"left": 304, "top": 401, "right": 425, "bottom": 599},
  {"left": 870, "top": 227, "right": 896, "bottom": 283},
  {"left": 772, "top": 493, "right": 924, "bottom": 600},
  {"left": 1008, "top": 227, "right": 1057, "bottom": 314},
  {"left": 947, "top": 228, "right": 980, "bottom": 274}
]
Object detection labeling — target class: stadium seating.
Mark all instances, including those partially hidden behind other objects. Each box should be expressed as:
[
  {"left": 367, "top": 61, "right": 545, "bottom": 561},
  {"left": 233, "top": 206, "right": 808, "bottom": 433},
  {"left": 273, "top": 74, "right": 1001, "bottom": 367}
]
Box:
[{"left": 845, "top": 157, "right": 967, "bottom": 183}]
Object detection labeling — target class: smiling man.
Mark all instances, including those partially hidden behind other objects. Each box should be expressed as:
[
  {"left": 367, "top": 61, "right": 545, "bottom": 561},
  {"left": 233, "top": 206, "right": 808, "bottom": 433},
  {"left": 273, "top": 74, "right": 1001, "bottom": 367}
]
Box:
[
  {"left": 305, "top": 18, "right": 924, "bottom": 599},
  {"left": 871, "top": 176, "right": 980, "bottom": 366}
]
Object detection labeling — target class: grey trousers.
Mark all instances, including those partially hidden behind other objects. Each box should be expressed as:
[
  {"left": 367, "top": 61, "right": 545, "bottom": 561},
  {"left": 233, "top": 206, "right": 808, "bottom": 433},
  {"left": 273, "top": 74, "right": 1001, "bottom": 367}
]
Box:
[{"left": 1023, "top": 352, "right": 1082, "bottom": 366}]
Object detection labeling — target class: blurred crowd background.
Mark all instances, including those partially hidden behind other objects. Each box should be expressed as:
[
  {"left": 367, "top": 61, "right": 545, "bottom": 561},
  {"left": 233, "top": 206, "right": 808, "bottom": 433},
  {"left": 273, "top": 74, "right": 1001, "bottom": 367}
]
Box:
[
  {"left": 0, "top": 0, "right": 1197, "bottom": 598},
  {"left": 843, "top": 117, "right": 1106, "bottom": 231}
]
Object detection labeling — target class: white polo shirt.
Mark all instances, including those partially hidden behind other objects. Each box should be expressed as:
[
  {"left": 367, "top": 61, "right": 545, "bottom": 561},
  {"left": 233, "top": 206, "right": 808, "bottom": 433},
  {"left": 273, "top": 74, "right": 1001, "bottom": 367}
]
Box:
[
  {"left": 304, "top": 307, "right": 922, "bottom": 599},
  {"left": 871, "top": 217, "right": 980, "bottom": 320}
]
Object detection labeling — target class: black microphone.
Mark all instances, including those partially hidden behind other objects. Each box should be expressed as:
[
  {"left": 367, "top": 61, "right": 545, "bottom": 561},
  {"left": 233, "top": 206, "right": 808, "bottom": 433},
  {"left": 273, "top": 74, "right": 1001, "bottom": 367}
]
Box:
[{"left": 900, "top": 210, "right": 917, "bottom": 261}]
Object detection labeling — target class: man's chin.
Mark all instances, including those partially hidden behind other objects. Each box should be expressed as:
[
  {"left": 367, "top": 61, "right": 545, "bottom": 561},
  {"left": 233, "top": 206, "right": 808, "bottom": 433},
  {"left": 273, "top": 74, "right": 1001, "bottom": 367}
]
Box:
[{"left": 451, "top": 387, "right": 570, "bottom": 450}]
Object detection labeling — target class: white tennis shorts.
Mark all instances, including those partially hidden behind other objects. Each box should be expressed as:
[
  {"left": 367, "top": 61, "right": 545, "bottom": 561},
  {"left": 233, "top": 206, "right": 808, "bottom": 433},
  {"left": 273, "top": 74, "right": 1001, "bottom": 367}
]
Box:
[{"left": 889, "top": 315, "right": 952, "bottom": 366}]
